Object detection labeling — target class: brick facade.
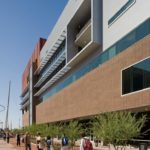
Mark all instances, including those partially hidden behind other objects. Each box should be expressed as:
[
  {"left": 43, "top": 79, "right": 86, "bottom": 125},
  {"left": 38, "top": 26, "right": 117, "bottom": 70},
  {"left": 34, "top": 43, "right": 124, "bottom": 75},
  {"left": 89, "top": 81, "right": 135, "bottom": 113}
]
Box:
[
  {"left": 22, "top": 111, "right": 29, "bottom": 127},
  {"left": 36, "top": 35, "right": 150, "bottom": 124}
]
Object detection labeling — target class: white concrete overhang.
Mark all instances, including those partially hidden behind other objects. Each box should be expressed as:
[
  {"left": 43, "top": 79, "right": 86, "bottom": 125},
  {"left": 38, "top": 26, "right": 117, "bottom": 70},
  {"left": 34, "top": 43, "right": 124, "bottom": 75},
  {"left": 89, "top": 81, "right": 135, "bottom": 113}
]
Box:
[
  {"left": 35, "top": 30, "right": 67, "bottom": 75},
  {"left": 68, "top": 41, "right": 100, "bottom": 68},
  {"left": 34, "top": 65, "right": 71, "bottom": 96},
  {"left": 34, "top": 51, "right": 66, "bottom": 87}
]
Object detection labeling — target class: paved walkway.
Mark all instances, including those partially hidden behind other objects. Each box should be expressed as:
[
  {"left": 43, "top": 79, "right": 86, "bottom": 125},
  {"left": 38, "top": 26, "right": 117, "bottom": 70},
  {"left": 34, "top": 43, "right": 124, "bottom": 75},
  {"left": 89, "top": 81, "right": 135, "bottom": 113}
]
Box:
[{"left": 0, "top": 139, "right": 17, "bottom": 150}]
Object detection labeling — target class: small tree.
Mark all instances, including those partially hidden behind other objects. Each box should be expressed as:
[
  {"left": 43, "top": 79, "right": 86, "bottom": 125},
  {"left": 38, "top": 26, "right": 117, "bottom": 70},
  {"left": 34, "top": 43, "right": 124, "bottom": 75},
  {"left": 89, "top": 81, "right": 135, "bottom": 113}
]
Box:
[
  {"left": 48, "top": 123, "right": 63, "bottom": 150},
  {"left": 64, "top": 120, "right": 82, "bottom": 150},
  {"left": 92, "top": 111, "right": 146, "bottom": 150},
  {"left": 11, "top": 128, "right": 21, "bottom": 134},
  {"left": 28, "top": 124, "right": 38, "bottom": 136},
  {"left": 35, "top": 124, "right": 49, "bottom": 137},
  {"left": 50, "top": 123, "right": 62, "bottom": 138}
]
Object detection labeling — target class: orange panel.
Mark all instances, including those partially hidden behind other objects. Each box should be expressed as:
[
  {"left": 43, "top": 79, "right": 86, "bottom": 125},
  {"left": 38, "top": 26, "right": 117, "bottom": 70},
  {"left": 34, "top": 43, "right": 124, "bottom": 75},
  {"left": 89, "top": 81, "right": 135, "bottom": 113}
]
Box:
[{"left": 22, "top": 38, "right": 46, "bottom": 93}]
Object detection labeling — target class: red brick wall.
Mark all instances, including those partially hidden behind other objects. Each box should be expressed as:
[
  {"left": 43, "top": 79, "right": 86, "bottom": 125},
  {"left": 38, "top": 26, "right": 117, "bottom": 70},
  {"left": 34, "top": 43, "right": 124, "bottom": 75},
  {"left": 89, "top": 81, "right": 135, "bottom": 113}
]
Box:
[{"left": 22, "top": 111, "right": 29, "bottom": 127}]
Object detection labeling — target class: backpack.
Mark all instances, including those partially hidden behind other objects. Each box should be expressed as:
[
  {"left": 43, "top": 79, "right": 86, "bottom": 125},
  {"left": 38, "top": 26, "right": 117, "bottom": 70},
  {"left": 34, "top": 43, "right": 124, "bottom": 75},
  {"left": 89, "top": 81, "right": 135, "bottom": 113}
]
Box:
[
  {"left": 46, "top": 139, "right": 51, "bottom": 147},
  {"left": 85, "top": 139, "right": 93, "bottom": 150},
  {"left": 62, "top": 137, "right": 68, "bottom": 146}
]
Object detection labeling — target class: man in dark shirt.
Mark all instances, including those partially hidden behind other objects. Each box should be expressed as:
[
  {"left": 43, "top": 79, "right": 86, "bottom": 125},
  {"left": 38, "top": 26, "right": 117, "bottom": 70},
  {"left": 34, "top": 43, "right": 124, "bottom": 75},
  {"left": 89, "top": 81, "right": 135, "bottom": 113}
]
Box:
[{"left": 24, "top": 132, "right": 31, "bottom": 150}]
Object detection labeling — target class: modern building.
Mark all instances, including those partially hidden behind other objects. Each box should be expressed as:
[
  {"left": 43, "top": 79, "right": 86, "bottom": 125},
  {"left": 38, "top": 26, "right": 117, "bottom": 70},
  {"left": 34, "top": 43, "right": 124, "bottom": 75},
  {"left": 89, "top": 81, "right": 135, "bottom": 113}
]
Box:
[{"left": 21, "top": 0, "right": 150, "bottom": 136}]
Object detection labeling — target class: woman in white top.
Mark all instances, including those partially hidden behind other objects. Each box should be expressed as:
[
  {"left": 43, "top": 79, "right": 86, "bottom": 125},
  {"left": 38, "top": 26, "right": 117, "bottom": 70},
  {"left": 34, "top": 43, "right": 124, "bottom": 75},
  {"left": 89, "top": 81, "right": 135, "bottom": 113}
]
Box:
[
  {"left": 36, "top": 133, "right": 43, "bottom": 150},
  {"left": 80, "top": 133, "right": 86, "bottom": 150}
]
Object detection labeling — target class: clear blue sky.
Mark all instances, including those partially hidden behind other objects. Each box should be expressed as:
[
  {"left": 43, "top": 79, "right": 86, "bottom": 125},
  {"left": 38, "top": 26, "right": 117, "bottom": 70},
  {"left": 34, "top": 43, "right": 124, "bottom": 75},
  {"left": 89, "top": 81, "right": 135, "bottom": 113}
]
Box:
[{"left": 0, "top": 0, "right": 68, "bottom": 129}]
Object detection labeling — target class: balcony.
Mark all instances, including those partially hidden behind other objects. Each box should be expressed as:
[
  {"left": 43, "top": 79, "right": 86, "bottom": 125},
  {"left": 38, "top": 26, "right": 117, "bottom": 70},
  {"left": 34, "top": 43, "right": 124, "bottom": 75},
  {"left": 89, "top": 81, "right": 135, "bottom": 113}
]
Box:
[
  {"left": 21, "top": 91, "right": 30, "bottom": 105},
  {"left": 35, "top": 30, "right": 67, "bottom": 74},
  {"left": 75, "top": 19, "right": 91, "bottom": 48},
  {"left": 34, "top": 65, "right": 71, "bottom": 96},
  {"left": 34, "top": 51, "right": 66, "bottom": 88}
]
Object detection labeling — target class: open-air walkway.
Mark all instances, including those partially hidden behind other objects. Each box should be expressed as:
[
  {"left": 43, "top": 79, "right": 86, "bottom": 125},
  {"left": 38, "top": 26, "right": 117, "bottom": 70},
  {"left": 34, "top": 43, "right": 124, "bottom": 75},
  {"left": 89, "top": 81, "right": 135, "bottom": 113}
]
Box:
[
  {"left": 0, "top": 137, "right": 145, "bottom": 150},
  {"left": 0, "top": 138, "right": 17, "bottom": 150}
]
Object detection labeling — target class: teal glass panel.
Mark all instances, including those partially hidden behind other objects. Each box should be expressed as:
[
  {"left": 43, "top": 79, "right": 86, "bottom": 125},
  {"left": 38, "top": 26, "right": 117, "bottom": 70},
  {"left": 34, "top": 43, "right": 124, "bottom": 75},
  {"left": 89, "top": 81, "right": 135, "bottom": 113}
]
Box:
[
  {"left": 108, "top": 45, "right": 116, "bottom": 59},
  {"left": 136, "top": 19, "right": 150, "bottom": 41},
  {"left": 101, "top": 51, "right": 109, "bottom": 63},
  {"left": 117, "top": 31, "right": 136, "bottom": 53}
]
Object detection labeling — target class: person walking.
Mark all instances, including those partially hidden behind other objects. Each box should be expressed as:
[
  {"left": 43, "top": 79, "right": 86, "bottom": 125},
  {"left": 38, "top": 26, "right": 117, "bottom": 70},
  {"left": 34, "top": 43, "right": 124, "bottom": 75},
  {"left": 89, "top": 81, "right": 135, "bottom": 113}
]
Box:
[
  {"left": 6, "top": 132, "right": 10, "bottom": 143},
  {"left": 45, "top": 136, "right": 51, "bottom": 150},
  {"left": 3, "top": 132, "right": 6, "bottom": 141},
  {"left": 24, "top": 132, "right": 31, "bottom": 150},
  {"left": 80, "top": 133, "right": 87, "bottom": 150},
  {"left": 36, "top": 132, "right": 43, "bottom": 150},
  {"left": 61, "top": 134, "right": 69, "bottom": 150},
  {"left": 16, "top": 133, "right": 21, "bottom": 146}
]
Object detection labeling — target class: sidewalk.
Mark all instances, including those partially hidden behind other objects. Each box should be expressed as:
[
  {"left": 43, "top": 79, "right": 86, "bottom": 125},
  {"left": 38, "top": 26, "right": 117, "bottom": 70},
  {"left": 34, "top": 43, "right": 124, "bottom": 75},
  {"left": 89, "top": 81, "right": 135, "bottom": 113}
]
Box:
[
  {"left": 0, "top": 138, "right": 17, "bottom": 150},
  {"left": 10, "top": 138, "right": 37, "bottom": 150}
]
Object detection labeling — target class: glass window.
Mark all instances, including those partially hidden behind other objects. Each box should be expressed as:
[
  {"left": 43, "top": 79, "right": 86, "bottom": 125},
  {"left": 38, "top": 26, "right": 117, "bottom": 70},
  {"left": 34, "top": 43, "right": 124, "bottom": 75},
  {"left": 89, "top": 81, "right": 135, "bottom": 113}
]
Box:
[
  {"left": 122, "top": 68, "right": 132, "bottom": 94},
  {"left": 108, "top": 0, "right": 136, "bottom": 25},
  {"left": 136, "top": 19, "right": 150, "bottom": 41},
  {"left": 132, "top": 67, "right": 143, "bottom": 91},
  {"left": 122, "top": 58, "right": 150, "bottom": 95},
  {"left": 101, "top": 51, "right": 109, "bottom": 63}
]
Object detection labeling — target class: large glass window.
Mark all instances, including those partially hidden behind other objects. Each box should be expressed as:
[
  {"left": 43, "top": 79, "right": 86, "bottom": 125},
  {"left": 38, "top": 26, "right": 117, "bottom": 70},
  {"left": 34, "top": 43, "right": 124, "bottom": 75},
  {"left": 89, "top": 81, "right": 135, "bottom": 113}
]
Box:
[{"left": 122, "top": 58, "right": 150, "bottom": 95}]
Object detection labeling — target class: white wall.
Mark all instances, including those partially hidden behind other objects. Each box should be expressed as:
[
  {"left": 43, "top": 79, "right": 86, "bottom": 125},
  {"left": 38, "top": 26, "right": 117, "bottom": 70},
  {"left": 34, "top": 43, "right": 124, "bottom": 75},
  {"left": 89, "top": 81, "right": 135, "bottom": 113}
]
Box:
[
  {"left": 103, "top": 0, "right": 150, "bottom": 51},
  {"left": 40, "top": 0, "right": 84, "bottom": 61}
]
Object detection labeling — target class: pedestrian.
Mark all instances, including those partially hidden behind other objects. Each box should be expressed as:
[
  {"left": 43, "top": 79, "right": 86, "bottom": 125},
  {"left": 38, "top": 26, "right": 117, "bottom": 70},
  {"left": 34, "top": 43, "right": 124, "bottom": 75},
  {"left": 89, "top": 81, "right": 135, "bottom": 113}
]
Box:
[
  {"left": 16, "top": 133, "right": 21, "bottom": 146},
  {"left": 36, "top": 132, "right": 43, "bottom": 150},
  {"left": 3, "top": 132, "right": 6, "bottom": 141},
  {"left": 80, "top": 133, "right": 86, "bottom": 150},
  {"left": 21, "top": 134, "right": 24, "bottom": 143},
  {"left": 6, "top": 132, "right": 10, "bottom": 143},
  {"left": 84, "top": 137, "right": 93, "bottom": 150},
  {"left": 24, "top": 132, "right": 31, "bottom": 150},
  {"left": 45, "top": 136, "right": 51, "bottom": 150},
  {"left": 61, "top": 134, "right": 69, "bottom": 150}
]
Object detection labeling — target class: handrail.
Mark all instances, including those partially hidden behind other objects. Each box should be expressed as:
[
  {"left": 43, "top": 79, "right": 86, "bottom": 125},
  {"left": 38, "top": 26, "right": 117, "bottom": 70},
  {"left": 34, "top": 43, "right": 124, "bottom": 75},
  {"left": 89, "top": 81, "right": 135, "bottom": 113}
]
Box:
[
  {"left": 131, "top": 139, "right": 150, "bottom": 142},
  {"left": 76, "top": 19, "right": 91, "bottom": 40}
]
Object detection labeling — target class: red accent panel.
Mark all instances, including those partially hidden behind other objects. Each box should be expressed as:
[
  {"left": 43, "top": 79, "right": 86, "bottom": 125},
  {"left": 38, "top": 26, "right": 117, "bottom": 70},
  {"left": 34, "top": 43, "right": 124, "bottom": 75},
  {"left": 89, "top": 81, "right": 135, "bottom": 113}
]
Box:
[{"left": 22, "top": 38, "right": 46, "bottom": 92}]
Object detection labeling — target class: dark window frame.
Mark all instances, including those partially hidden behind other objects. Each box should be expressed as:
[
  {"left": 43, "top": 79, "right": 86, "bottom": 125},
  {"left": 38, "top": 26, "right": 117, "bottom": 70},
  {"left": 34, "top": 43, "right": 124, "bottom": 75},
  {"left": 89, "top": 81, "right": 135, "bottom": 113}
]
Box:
[{"left": 122, "top": 57, "right": 150, "bottom": 95}]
